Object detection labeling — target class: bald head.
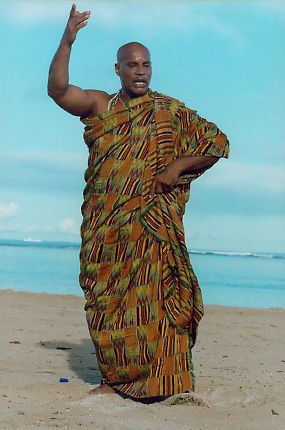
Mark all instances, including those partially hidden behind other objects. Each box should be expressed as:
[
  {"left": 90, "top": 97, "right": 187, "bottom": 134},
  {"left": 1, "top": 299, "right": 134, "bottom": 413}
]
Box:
[
  {"left": 117, "top": 42, "right": 150, "bottom": 63},
  {"left": 115, "top": 41, "right": 152, "bottom": 100}
]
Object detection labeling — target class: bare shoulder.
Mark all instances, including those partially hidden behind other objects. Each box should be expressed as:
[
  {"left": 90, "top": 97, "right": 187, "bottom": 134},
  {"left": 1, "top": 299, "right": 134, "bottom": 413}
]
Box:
[
  {"left": 84, "top": 89, "right": 115, "bottom": 117},
  {"left": 49, "top": 85, "right": 115, "bottom": 117}
]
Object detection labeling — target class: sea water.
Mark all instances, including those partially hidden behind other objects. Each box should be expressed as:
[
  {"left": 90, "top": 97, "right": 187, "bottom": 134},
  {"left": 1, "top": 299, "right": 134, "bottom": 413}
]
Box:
[{"left": 1, "top": 239, "right": 284, "bottom": 308}]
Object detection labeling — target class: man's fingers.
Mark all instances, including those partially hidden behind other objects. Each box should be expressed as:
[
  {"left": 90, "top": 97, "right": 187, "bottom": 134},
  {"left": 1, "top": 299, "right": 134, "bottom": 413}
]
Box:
[
  {"left": 70, "top": 3, "right": 76, "bottom": 17},
  {"left": 162, "top": 184, "right": 170, "bottom": 193},
  {"left": 156, "top": 183, "right": 163, "bottom": 194},
  {"left": 154, "top": 179, "right": 163, "bottom": 194},
  {"left": 74, "top": 11, "right": 91, "bottom": 26},
  {"left": 150, "top": 178, "right": 171, "bottom": 195},
  {"left": 77, "top": 20, "right": 88, "bottom": 30}
]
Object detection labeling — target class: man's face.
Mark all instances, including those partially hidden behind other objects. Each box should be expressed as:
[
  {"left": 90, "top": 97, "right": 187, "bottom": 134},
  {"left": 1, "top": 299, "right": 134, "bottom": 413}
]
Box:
[{"left": 115, "top": 46, "right": 152, "bottom": 99}]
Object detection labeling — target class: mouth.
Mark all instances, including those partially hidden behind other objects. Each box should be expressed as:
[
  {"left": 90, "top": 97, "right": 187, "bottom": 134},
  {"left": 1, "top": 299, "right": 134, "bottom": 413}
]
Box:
[{"left": 133, "top": 80, "right": 147, "bottom": 88}]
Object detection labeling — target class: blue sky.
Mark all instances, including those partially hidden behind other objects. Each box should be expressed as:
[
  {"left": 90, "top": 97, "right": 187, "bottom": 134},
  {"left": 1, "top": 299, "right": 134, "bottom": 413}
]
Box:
[{"left": 1, "top": 0, "right": 285, "bottom": 252}]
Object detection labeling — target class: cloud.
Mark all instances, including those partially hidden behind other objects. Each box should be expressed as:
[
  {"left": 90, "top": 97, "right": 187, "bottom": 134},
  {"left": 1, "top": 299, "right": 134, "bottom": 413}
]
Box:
[
  {"left": 0, "top": 223, "right": 53, "bottom": 233},
  {"left": 188, "top": 160, "right": 285, "bottom": 218},
  {"left": 201, "top": 160, "right": 285, "bottom": 194},
  {"left": 3, "top": 1, "right": 246, "bottom": 47},
  {"left": 253, "top": 1, "right": 285, "bottom": 19},
  {"left": 245, "top": 92, "right": 276, "bottom": 102},
  {"left": 185, "top": 212, "right": 285, "bottom": 253},
  {"left": 3, "top": 1, "right": 71, "bottom": 23},
  {"left": 0, "top": 202, "right": 19, "bottom": 219},
  {"left": 58, "top": 217, "right": 77, "bottom": 234},
  {"left": 1, "top": 151, "right": 86, "bottom": 195},
  {"left": 181, "top": 9, "right": 246, "bottom": 48},
  {"left": 5, "top": 150, "right": 86, "bottom": 169}
]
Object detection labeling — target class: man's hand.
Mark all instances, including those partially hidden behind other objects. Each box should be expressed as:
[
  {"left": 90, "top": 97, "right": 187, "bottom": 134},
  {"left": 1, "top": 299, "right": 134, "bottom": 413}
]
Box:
[
  {"left": 149, "top": 154, "right": 219, "bottom": 195},
  {"left": 149, "top": 163, "right": 181, "bottom": 195},
  {"left": 60, "top": 3, "right": 91, "bottom": 47}
]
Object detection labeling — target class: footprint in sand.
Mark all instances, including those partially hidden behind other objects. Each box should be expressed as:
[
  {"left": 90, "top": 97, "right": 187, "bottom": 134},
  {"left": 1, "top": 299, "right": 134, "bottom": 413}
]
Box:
[
  {"left": 209, "top": 386, "right": 269, "bottom": 407},
  {"left": 163, "top": 392, "right": 210, "bottom": 407}
]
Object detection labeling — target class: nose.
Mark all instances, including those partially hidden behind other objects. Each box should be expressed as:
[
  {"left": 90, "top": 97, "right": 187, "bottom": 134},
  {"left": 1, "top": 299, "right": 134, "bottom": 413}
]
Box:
[{"left": 136, "top": 65, "right": 145, "bottom": 75}]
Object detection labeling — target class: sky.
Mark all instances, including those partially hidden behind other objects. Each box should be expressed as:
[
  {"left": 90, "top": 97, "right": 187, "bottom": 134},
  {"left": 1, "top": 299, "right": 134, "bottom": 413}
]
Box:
[{"left": 0, "top": 0, "right": 285, "bottom": 253}]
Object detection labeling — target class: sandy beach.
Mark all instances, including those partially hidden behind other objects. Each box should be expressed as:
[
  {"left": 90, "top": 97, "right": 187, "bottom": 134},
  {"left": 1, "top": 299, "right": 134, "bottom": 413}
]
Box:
[{"left": 0, "top": 289, "right": 284, "bottom": 430}]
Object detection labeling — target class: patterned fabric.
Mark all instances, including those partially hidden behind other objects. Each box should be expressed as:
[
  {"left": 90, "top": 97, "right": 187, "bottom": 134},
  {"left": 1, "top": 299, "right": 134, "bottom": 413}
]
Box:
[{"left": 79, "top": 89, "right": 229, "bottom": 399}]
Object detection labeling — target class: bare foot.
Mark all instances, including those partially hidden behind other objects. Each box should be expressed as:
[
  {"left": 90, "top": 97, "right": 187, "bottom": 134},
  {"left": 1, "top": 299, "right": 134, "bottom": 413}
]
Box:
[{"left": 88, "top": 381, "right": 115, "bottom": 395}]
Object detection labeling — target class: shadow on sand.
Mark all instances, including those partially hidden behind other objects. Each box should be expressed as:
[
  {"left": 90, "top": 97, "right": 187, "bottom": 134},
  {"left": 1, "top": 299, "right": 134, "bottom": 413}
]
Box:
[{"left": 37, "top": 338, "right": 102, "bottom": 385}]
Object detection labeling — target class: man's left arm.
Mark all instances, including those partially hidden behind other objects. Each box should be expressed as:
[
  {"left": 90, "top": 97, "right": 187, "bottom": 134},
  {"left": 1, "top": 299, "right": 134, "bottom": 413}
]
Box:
[
  {"left": 150, "top": 154, "right": 218, "bottom": 194},
  {"left": 172, "top": 153, "right": 219, "bottom": 175},
  {"left": 150, "top": 108, "right": 229, "bottom": 194}
]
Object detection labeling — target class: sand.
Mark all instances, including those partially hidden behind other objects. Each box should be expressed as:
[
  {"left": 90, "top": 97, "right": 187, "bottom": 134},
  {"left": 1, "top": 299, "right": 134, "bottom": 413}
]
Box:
[{"left": 0, "top": 289, "right": 284, "bottom": 430}]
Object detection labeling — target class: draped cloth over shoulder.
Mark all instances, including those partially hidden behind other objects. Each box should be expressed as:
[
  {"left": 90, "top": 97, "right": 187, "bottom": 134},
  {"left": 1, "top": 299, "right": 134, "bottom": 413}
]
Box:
[{"left": 79, "top": 89, "right": 229, "bottom": 399}]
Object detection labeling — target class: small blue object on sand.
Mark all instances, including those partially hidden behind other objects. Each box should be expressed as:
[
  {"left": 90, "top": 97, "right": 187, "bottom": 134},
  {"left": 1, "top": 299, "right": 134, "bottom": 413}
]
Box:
[{"left": 59, "top": 378, "right": 69, "bottom": 383}]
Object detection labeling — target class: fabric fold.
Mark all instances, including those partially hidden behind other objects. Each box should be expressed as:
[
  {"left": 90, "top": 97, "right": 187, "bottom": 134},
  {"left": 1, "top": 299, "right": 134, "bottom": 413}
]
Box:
[{"left": 79, "top": 89, "right": 229, "bottom": 398}]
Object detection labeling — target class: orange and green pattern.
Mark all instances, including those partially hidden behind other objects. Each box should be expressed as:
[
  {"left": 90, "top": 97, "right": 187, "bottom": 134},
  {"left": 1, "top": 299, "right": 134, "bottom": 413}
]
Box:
[{"left": 79, "top": 90, "right": 229, "bottom": 399}]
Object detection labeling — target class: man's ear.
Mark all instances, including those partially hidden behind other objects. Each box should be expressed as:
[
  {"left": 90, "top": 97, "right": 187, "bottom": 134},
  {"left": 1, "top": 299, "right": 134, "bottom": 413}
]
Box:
[{"left": 115, "top": 63, "right": 120, "bottom": 76}]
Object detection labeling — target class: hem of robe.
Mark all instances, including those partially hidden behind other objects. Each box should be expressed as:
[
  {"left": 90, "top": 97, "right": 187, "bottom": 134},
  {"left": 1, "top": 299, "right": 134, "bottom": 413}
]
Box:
[
  {"left": 108, "top": 385, "right": 194, "bottom": 403},
  {"left": 95, "top": 322, "right": 196, "bottom": 400}
]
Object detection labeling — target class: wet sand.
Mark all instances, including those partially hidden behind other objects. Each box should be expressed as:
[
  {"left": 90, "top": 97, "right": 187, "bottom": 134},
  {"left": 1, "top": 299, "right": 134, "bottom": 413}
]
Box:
[{"left": 0, "top": 289, "right": 284, "bottom": 430}]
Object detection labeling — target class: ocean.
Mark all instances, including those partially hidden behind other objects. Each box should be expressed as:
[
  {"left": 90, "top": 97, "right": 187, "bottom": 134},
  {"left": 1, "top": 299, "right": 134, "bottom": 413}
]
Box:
[{"left": 1, "top": 239, "right": 284, "bottom": 308}]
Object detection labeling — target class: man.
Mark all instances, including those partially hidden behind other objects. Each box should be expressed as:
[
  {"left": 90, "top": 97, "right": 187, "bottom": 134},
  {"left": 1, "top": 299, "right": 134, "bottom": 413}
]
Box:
[{"left": 48, "top": 4, "right": 229, "bottom": 401}]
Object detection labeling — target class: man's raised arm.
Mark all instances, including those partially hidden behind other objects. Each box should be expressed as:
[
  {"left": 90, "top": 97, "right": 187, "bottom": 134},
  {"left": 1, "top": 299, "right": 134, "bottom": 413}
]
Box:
[{"left": 47, "top": 3, "right": 107, "bottom": 116}]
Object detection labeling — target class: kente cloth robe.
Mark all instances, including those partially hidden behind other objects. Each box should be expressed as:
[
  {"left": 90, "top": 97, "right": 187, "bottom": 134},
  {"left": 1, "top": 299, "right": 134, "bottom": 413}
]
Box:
[{"left": 79, "top": 89, "right": 229, "bottom": 399}]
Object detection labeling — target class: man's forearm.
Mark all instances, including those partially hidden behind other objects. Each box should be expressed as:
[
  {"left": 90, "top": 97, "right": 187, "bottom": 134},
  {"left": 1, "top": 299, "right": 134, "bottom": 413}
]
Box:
[
  {"left": 47, "top": 42, "right": 71, "bottom": 99},
  {"left": 170, "top": 155, "right": 219, "bottom": 175}
]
